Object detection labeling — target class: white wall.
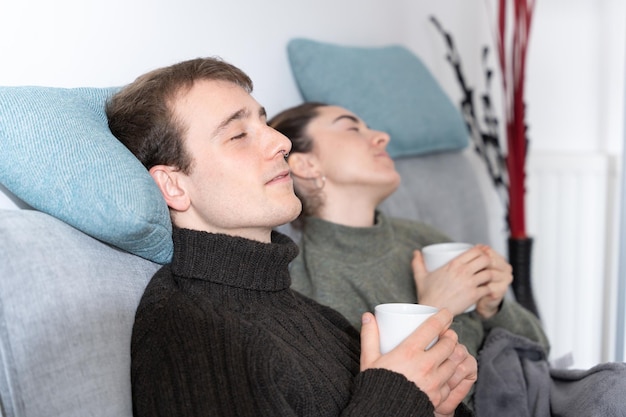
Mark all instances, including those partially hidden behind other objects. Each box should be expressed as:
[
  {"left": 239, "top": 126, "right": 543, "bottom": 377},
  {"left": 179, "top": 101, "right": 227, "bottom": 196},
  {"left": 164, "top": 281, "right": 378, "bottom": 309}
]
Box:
[
  {"left": 0, "top": 0, "right": 471, "bottom": 118},
  {"left": 2, "top": 0, "right": 625, "bottom": 362},
  {"left": 528, "top": 0, "right": 625, "bottom": 155},
  {"left": 527, "top": 0, "right": 626, "bottom": 365},
  {"left": 0, "top": 0, "right": 504, "bottom": 117},
  {"left": 2, "top": 0, "right": 621, "bottom": 151}
]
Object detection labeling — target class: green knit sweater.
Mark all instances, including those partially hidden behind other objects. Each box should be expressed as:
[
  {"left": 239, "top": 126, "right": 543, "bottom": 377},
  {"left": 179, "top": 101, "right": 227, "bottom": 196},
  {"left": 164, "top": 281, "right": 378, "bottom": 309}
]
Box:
[
  {"left": 289, "top": 212, "right": 550, "bottom": 361},
  {"left": 131, "top": 227, "right": 474, "bottom": 416}
]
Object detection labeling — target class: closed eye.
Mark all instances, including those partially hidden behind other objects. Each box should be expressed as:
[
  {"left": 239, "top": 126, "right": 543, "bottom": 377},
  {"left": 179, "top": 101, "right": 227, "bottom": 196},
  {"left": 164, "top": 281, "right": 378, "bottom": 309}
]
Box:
[{"left": 231, "top": 132, "right": 247, "bottom": 140}]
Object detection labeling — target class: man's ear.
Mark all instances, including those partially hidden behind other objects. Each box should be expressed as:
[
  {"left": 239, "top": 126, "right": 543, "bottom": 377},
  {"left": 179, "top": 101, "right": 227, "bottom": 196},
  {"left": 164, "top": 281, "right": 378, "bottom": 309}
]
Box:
[
  {"left": 149, "top": 165, "right": 191, "bottom": 212},
  {"left": 288, "top": 152, "right": 321, "bottom": 179}
]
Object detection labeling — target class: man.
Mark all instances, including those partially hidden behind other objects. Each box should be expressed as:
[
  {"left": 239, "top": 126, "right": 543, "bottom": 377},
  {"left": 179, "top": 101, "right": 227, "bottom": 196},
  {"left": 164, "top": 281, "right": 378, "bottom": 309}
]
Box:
[{"left": 106, "top": 57, "right": 476, "bottom": 417}]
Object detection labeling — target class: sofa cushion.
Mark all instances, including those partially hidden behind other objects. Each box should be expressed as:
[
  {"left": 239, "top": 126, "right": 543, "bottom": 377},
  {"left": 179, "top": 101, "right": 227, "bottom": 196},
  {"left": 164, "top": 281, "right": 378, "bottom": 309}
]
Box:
[
  {"left": 377, "top": 150, "right": 491, "bottom": 245},
  {"left": 0, "top": 86, "right": 173, "bottom": 264},
  {"left": 287, "top": 38, "right": 469, "bottom": 158},
  {"left": 0, "top": 209, "right": 159, "bottom": 417}
]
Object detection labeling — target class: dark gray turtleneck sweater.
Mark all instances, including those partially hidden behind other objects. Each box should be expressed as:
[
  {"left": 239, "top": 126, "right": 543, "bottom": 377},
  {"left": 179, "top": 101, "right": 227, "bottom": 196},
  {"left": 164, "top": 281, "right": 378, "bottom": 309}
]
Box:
[{"left": 131, "top": 227, "right": 473, "bottom": 416}]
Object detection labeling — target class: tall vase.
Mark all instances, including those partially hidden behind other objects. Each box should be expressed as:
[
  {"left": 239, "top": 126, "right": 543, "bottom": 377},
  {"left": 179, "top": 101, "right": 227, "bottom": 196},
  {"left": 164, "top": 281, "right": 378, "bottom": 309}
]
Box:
[{"left": 508, "top": 237, "right": 540, "bottom": 318}]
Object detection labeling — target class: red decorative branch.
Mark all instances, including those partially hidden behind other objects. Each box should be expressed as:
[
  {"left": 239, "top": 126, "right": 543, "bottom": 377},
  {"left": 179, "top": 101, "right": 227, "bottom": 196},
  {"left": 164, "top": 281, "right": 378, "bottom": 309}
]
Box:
[{"left": 497, "top": 0, "right": 535, "bottom": 238}]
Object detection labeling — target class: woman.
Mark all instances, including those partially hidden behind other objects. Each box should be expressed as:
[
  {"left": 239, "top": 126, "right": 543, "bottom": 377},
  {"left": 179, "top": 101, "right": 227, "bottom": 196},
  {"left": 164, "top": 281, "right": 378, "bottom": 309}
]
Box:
[{"left": 269, "top": 103, "right": 549, "bottom": 406}]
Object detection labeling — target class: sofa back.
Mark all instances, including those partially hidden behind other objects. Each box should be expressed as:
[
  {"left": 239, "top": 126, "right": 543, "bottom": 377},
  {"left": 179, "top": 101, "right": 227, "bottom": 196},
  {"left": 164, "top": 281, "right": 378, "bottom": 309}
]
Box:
[{"left": 0, "top": 209, "right": 159, "bottom": 417}]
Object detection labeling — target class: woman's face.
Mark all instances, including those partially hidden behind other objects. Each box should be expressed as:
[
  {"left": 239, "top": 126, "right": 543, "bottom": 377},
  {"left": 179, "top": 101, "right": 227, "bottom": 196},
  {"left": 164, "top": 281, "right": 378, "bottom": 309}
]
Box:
[{"left": 304, "top": 105, "right": 401, "bottom": 193}]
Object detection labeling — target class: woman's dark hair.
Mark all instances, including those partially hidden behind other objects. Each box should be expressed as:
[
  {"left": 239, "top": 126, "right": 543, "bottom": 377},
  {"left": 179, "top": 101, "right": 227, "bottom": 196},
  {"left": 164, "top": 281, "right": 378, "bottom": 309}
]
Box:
[{"left": 269, "top": 102, "right": 327, "bottom": 228}]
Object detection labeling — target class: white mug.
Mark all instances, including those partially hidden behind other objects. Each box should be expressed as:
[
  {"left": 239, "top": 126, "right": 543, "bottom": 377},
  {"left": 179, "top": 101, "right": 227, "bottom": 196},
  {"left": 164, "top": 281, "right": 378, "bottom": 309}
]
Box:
[
  {"left": 374, "top": 303, "right": 439, "bottom": 354},
  {"left": 422, "top": 242, "right": 476, "bottom": 312}
]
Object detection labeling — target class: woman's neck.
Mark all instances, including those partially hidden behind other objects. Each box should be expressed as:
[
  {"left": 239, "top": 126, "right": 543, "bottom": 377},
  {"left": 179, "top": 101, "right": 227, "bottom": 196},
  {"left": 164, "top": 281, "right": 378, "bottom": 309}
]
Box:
[
  {"left": 318, "top": 206, "right": 377, "bottom": 227},
  {"left": 317, "top": 189, "right": 380, "bottom": 227},
  {"left": 314, "top": 178, "right": 399, "bottom": 227}
]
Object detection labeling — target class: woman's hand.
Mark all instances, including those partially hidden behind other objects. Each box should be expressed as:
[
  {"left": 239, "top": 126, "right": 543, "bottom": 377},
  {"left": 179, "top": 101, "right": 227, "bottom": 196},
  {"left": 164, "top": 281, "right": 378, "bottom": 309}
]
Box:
[
  {"left": 473, "top": 244, "right": 513, "bottom": 319},
  {"left": 412, "top": 246, "right": 492, "bottom": 316},
  {"left": 359, "top": 309, "right": 477, "bottom": 412}
]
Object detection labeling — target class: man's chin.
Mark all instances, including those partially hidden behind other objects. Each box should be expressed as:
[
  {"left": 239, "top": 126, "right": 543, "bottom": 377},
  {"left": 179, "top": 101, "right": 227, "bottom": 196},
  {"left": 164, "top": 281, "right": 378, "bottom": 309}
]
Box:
[
  {"left": 287, "top": 199, "right": 303, "bottom": 222},
  {"left": 275, "top": 198, "right": 302, "bottom": 226}
]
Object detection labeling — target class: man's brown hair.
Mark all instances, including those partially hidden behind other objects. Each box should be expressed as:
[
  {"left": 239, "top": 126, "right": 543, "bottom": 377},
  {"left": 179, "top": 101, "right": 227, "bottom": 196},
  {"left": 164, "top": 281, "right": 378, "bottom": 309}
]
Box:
[{"left": 106, "top": 57, "right": 253, "bottom": 174}]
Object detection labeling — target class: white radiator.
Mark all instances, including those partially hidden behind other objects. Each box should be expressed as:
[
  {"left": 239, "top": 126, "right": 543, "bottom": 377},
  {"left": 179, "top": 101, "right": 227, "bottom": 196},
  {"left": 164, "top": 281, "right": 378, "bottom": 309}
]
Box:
[{"left": 526, "top": 151, "right": 617, "bottom": 369}]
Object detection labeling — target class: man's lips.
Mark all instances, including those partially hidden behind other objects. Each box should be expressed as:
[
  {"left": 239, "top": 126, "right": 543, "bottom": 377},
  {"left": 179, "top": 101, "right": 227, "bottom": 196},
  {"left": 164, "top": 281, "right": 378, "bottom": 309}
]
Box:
[{"left": 266, "top": 170, "right": 292, "bottom": 185}]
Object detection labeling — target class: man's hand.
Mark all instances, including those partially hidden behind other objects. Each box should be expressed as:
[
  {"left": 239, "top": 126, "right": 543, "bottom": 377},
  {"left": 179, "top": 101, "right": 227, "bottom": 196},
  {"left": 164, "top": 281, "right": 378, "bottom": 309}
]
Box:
[{"left": 360, "top": 309, "right": 477, "bottom": 412}]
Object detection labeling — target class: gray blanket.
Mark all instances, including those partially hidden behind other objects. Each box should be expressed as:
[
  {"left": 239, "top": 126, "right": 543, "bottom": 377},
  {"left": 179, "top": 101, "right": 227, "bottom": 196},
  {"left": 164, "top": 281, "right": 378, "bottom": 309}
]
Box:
[{"left": 474, "top": 327, "right": 626, "bottom": 417}]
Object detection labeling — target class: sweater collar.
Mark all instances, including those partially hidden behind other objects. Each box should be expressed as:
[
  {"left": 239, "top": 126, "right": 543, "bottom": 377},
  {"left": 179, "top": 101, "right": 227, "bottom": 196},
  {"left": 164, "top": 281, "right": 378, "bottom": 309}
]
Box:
[
  {"left": 301, "top": 211, "right": 394, "bottom": 262},
  {"left": 171, "top": 227, "right": 299, "bottom": 292}
]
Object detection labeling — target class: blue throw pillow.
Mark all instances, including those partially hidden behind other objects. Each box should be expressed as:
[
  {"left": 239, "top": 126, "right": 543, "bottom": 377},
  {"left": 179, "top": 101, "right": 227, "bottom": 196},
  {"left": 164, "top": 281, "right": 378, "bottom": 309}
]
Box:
[
  {"left": 287, "top": 38, "right": 468, "bottom": 158},
  {"left": 0, "top": 86, "right": 173, "bottom": 264}
]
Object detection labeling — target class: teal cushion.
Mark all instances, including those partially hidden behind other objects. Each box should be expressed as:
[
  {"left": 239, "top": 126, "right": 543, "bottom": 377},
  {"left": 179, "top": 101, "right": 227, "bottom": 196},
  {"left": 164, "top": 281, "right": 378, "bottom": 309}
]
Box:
[
  {"left": 287, "top": 38, "right": 468, "bottom": 158},
  {"left": 0, "top": 86, "right": 173, "bottom": 264}
]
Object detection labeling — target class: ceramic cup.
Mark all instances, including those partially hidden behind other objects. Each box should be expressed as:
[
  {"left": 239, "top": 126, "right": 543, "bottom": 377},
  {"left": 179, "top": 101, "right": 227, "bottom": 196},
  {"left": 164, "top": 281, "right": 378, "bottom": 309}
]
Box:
[
  {"left": 374, "top": 303, "right": 439, "bottom": 354},
  {"left": 422, "top": 242, "right": 476, "bottom": 312}
]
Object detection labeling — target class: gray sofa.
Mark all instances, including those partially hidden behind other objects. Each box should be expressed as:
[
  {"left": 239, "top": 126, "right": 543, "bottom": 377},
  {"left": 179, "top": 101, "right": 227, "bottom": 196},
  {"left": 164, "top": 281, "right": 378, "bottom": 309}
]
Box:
[
  {"left": 0, "top": 209, "right": 159, "bottom": 417},
  {"left": 0, "top": 147, "right": 497, "bottom": 417},
  {"left": 0, "top": 44, "right": 502, "bottom": 416}
]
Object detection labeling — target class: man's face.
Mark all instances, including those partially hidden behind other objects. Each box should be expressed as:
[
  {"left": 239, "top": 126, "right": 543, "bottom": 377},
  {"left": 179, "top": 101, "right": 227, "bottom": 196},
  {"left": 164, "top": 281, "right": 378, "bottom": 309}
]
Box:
[{"left": 169, "top": 80, "right": 301, "bottom": 242}]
